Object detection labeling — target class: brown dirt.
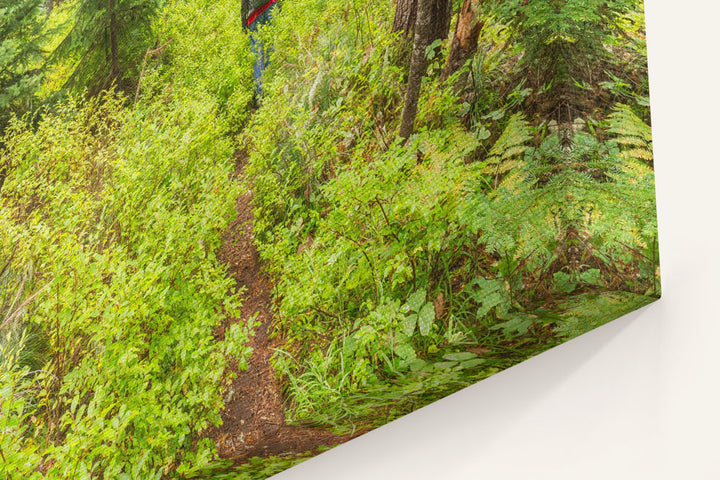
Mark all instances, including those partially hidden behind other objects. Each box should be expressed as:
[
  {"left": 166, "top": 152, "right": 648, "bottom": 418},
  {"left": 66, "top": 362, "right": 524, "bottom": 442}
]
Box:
[{"left": 208, "top": 152, "right": 356, "bottom": 463}]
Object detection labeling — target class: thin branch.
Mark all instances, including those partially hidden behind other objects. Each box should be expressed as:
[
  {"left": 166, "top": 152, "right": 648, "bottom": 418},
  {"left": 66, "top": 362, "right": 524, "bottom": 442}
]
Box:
[
  {"left": 307, "top": 305, "right": 341, "bottom": 321},
  {"left": 295, "top": 325, "right": 333, "bottom": 341},
  {"left": 1, "top": 281, "right": 51, "bottom": 331},
  {"left": 134, "top": 39, "right": 172, "bottom": 105}
]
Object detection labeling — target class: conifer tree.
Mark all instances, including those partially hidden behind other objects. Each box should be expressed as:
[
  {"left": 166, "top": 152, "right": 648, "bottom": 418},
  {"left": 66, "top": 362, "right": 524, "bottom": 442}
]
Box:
[
  {"left": 52, "top": 0, "right": 159, "bottom": 94},
  {"left": 392, "top": 0, "right": 417, "bottom": 36},
  {"left": 0, "top": 0, "right": 45, "bottom": 133}
]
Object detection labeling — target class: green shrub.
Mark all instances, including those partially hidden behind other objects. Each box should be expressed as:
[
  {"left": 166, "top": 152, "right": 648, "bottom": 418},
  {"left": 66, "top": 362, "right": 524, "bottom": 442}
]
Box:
[{"left": 0, "top": 87, "right": 250, "bottom": 477}]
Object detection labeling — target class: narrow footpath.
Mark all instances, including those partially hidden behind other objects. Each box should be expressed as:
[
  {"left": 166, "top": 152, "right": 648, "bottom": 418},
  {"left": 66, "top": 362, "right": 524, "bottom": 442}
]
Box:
[{"left": 209, "top": 152, "right": 356, "bottom": 462}]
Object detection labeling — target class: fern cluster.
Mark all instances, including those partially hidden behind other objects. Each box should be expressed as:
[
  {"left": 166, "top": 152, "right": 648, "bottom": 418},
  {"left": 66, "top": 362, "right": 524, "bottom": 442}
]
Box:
[{"left": 461, "top": 104, "right": 657, "bottom": 298}]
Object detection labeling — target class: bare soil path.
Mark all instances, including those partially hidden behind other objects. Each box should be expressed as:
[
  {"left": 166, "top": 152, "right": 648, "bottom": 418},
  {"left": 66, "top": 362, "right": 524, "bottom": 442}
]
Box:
[{"left": 209, "top": 153, "right": 356, "bottom": 463}]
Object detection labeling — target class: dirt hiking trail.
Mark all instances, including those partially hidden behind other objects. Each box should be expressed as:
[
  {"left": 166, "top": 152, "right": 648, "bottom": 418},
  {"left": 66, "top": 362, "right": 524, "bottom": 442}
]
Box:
[{"left": 209, "top": 152, "right": 357, "bottom": 463}]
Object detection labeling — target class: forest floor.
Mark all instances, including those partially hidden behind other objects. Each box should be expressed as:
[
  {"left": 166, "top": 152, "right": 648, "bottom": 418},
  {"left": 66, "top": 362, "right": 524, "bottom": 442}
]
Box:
[{"left": 208, "top": 151, "right": 358, "bottom": 463}]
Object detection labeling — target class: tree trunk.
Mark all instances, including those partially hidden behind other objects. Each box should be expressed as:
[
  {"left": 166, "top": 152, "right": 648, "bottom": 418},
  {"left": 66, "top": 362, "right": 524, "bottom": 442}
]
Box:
[
  {"left": 441, "top": 0, "right": 482, "bottom": 82},
  {"left": 428, "top": 0, "right": 452, "bottom": 44},
  {"left": 108, "top": 0, "right": 120, "bottom": 85},
  {"left": 392, "top": 0, "right": 417, "bottom": 36},
  {"left": 399, "top": 0, "right": 442, "bottom": 140},
  {"left": 393, "top": 0, "right": 452, "bottom": 42},
  {"left": 241, "top": 0, "right": 250, "bottom": 29}
]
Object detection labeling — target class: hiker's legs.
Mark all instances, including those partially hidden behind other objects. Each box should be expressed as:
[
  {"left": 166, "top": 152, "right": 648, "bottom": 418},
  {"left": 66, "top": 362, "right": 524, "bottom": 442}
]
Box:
[
  {"left": 249, "top": 35, "right": 266, "bottom": 98},
  {"left": 248, "top": 5, "right": 277, "bottom": 100}
]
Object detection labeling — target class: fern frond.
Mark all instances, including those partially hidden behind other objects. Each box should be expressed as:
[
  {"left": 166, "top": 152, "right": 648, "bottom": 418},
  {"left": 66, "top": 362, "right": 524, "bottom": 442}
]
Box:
[
  {"left": 487, "top": 114, "right": 532, "bottom": 164},
  {"left": 607, "top": 104, "right": 653, "bottom": 164}
]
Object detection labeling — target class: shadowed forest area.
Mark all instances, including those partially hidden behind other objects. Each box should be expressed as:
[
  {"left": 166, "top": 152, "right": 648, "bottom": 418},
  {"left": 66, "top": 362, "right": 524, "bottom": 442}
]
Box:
[{"left": 1, "top": 0, "right": 659, "bottom": 478}]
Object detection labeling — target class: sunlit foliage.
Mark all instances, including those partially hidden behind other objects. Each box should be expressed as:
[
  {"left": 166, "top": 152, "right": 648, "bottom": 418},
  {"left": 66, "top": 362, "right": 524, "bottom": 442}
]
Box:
[{"left": 0, "top": 0, "right": 657, "bottom": 477}]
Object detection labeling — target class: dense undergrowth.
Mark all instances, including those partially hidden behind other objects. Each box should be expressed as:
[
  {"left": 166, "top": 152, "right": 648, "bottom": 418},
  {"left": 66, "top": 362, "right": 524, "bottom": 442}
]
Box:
[
  {"left": 241, "top": 0, "right": 659, "bottom": 431},
  {"left": 1, "top": 0, "right": 255, "bottom": 477},
  {"left": 0, "top": 0, "right": 659, "bottom": 477}
]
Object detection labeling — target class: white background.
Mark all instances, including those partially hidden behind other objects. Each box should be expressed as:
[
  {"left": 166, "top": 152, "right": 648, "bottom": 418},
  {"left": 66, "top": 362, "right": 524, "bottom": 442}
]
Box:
[{"left": 277, "top": 1, "right": 720, "bottom": 478}]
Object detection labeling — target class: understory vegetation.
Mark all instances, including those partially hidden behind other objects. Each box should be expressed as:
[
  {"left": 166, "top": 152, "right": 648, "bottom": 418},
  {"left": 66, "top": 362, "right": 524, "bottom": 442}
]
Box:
[
  {"left": 0, "top": 0, "right": 658, "bottom": 478},
  {"left": 1, "top": 0, "right": 255, "bottom": 476},
  {"left": 244, "top": 0, "right": 658, "bottom": 431}
]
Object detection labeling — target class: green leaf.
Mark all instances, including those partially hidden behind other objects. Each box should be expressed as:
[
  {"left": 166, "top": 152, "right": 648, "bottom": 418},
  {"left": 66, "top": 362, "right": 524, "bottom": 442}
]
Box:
[
  {"left": 417, "top": 303, "right": 435, "bottom": 336},
  {"left": 406, "top": 289, "right": 426, "bottom": 312},
  {"left": 580, "top": 268, "right": 601, "bottom": 285},
  {"left": 442, "top": 352, "right": 477, "bottom": 362},
  {"left": 476, "top": 291, "right": 504, "bottom": 318},
  {"left": 474, "top": 126, "right": 491, "bottom": 141},
  {"left": 433, "top": 361, "right": 457, "bottom": 370},
  {"left": 553, "top": 271, "right": 576, "bottom": 293},
  {"left": 394, "top": 343, "right": 416, "bottom": 362},
  {"left": 409, "top": 359, "right": 427, "bottom": 372},
  {"left": 133, "top": 450, "right": 151, "bottom": 477},
  {"left": 459, "top": 358, "right": 485, "bottom": 369},
  {"left": 402, "top": 313, "right": 417, "bottom": 337},
  {"left": 466, "top": 277, "right": 506, "bottom": 317},
  {"left": 491, "top": 314, "right": 533, "bottom": 337},
  {"left": 425, "top": 39, "right": 443, "bottom": 59}
]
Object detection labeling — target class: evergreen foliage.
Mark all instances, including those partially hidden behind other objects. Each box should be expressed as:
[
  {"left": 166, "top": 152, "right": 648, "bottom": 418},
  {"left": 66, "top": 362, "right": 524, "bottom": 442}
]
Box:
[
  {"left": 0, "top": 0, "right": 46, "bottom": 132},
  {"left": 496, "top": 0, "right": 634, "bottom": 78},
  {"left": 50, "top": 0, "right": 159, "bottom": 93}
]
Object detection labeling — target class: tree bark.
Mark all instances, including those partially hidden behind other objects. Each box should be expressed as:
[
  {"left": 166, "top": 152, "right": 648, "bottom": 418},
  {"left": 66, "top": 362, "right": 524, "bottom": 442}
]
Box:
[
  {"left": 441, "top": 0, "right": 482, "bottom": 82},
  {"left": 241, "top": 0, "right": 250, "bottom": 29},
  {"left": 398, "top": 0, "right": 441, "bottom": 140},
  {"left": 108, "top": 0, "right": 120, "bottom": 85},
  {"left": 392, "top": 0, "right": 418, "bottom": 36},
  {"left": 428, "top": 0, "right": 452, "bottom": 44},
  {"left": 393, "top": 0, "right": 452, "bottom": 43}
]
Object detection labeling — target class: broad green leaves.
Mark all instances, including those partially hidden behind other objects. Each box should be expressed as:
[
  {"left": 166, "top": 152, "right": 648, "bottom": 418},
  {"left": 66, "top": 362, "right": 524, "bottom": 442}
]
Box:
[
  {"left": 490, "top": 313, "right": 534, "bottom": 337},
  {"left": 402, "top": 289, "right": 436, "bottom": 337},
  {"left": 243, "top": 0, "right": 658, "bottom": 436},
  {"left": 402, "top": 313, "right": 417, "bottom": 337},
  {"left": 0, "top": 0, "right": 660, "bottom": 475},
  {"left": 418, "top": 303, "right": 435, "bottom": 336},
  {"left": 0, "top": 331, "right": 44, "bottom": 478},
  {"left": 465, "top": 277, "right": 508, "bottom": 318}
]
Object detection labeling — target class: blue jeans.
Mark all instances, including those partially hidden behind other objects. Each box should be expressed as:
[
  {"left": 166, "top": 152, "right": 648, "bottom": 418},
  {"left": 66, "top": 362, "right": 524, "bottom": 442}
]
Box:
[{"left": 249, "top": 5, "right": 277, "bottom": 99}]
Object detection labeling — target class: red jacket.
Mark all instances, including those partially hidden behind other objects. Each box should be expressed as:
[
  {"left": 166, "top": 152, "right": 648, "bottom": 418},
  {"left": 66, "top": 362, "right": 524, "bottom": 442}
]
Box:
[{"left": 242, "top": 0, "right": 278, "bottom": 28}]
